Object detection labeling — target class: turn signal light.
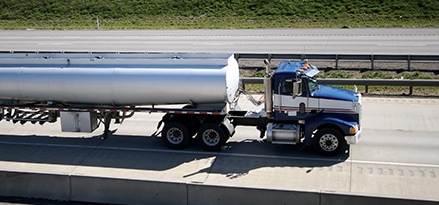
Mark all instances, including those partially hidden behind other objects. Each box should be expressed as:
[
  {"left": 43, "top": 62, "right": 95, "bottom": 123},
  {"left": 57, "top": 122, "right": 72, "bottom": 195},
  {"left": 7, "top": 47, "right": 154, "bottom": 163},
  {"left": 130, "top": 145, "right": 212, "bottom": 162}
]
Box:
[{"left": 349, "top": 126, "right": 358, "bottom": 134}]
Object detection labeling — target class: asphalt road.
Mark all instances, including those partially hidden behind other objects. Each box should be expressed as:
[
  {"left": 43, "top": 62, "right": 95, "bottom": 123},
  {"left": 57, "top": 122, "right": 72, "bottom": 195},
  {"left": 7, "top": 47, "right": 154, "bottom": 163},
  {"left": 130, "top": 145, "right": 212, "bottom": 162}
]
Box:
[
  {"left": 0, "top": 28, "right": 438, "bottom": 54},
  {"left": 0, "top": 28, "right": 438, "bottom": 166},
  {"left": 1, "top": 97, "right": 438, "bottom": 165}
]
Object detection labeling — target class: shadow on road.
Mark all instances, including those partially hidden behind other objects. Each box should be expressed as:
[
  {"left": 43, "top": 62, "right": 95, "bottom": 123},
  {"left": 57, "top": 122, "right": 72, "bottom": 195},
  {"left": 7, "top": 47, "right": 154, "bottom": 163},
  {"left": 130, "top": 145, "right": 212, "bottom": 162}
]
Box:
[{"left": 0, "top": 133, "right": 349, "bottom": 177}]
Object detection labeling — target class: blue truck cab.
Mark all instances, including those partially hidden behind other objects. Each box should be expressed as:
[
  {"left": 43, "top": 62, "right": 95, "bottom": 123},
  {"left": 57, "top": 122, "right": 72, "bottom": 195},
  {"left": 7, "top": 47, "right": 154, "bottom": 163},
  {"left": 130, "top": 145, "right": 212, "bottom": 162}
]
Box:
[{"left": 266, "top": 60, "right": 362, "bottom": 155}]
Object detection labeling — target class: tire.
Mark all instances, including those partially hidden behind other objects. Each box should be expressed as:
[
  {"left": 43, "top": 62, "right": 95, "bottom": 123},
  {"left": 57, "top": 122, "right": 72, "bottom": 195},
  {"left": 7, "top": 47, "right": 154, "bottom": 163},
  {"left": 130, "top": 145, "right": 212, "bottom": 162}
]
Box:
[
  {"left": 313, "top": 128, "right": 346, "bottom": 156},
  {"left": 162, "top": 122, "right": 190, "bottom": 149},
  {"left": 197, "top": 123, "right": 228, "bottom": 151}
]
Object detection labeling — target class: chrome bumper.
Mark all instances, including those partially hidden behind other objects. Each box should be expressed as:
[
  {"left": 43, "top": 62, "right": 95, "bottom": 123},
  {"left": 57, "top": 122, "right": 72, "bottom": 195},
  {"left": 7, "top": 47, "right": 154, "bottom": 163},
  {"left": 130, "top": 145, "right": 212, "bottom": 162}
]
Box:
[{"left": 345, "top": 128, "right": 362, "bottom": 144}]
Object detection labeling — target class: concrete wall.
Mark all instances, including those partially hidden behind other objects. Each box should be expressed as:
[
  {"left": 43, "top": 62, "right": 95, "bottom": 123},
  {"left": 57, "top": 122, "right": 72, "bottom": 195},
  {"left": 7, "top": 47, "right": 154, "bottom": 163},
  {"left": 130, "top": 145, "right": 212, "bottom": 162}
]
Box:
[
  {"left": 187, "top": 184, "right": 319, "bottom": 205},
  {"left": 0, "top": 171, "right": 437, "bottom": 205},
  {"left": 320, "top": 192, "right": 439, "bottom": 205},
  {"left": 71, "top": 176, "right": 187, "bottom": 205},
  {"left": 0, "top": 171, "right": 70, "bottom": 201}
]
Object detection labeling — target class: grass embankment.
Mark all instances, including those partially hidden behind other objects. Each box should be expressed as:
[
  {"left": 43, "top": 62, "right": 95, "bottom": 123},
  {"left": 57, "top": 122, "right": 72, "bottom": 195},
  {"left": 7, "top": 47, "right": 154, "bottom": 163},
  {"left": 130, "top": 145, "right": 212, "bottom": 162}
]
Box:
[
  {"left": 1, "top": 0, "right": 438, "bottom": 29},
  {"left": 2, "top": 0, "right": 438, "bottom": 95}
]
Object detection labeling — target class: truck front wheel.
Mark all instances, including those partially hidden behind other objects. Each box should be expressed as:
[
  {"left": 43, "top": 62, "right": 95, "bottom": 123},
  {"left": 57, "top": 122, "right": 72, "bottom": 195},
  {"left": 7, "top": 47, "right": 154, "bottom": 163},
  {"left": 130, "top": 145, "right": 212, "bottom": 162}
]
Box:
[
  {"left": 162, "top": 122, "right": 190, "bottom": 149},
  {"left": 313, "top": 128, "right": 346, "bottom": 156},
  {"left": 197, "top": 123, "right": 228, "bottom": 151}
]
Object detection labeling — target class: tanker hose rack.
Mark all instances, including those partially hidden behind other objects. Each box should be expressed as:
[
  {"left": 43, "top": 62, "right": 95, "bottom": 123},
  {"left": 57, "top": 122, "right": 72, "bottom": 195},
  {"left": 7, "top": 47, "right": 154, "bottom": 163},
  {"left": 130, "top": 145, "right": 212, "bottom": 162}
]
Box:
[{"left": 0, "top": 108, "right": 58, "bottom": 125}]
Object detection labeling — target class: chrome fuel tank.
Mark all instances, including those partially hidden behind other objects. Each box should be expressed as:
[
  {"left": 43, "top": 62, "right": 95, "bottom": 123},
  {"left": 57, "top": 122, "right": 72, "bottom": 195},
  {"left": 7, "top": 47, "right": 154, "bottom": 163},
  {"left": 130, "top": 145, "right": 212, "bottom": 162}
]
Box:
[{"left": 0, "top": 52, "right": 240, "bottom": 106}]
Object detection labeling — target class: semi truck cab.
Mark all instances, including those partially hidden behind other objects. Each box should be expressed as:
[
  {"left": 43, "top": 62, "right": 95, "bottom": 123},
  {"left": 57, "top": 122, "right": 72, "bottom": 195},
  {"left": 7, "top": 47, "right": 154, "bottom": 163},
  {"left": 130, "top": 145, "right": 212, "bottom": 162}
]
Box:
[{"left": 266, "top": 60, "right": 362, "bottom": 155}]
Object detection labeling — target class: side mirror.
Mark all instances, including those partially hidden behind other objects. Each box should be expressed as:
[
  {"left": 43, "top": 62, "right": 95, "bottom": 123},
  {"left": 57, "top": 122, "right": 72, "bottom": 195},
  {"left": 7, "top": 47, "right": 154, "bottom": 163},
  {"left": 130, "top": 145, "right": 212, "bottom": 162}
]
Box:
[{"left": 292, "top": 81, "right": 301, "bottom": 97}]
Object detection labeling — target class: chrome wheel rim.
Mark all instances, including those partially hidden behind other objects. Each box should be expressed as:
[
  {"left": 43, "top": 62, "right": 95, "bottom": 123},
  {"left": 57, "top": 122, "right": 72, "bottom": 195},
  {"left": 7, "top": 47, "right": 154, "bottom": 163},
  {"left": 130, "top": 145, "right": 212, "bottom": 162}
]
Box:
[
  {"left": 167, "top": 127, "right": 184, "bottom": 144},
  {"left": 202, "top": 129, "right": 220, "bottom": 146},
  {"left": 319, "top": 133, "right": 339, "bottom": 152}
]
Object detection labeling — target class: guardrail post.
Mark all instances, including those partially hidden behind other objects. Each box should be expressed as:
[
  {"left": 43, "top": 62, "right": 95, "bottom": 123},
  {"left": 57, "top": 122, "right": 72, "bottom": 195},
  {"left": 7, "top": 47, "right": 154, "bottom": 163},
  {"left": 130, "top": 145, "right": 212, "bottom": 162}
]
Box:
[
  {"left": 335, "top": 54, "right": 339, "bottom": 69},
  {"left": 234, "top": 53, "right": 239, "bottom": 61},
  {"left": 96, "top": 16, "right": 100, "bottom": 30},
  {"left": 371, "top": 55, "right": 375, "bottom": 70},
  {"left": 407, "top": 55, "right": 411, "bottom": 71}
]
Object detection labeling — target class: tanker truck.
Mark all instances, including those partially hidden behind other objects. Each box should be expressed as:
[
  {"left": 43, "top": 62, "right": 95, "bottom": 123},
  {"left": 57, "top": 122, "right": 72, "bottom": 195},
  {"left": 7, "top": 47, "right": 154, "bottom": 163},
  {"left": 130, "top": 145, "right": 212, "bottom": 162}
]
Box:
[{"left": 0, "top": 51, "right": 361, "bottom": 156}]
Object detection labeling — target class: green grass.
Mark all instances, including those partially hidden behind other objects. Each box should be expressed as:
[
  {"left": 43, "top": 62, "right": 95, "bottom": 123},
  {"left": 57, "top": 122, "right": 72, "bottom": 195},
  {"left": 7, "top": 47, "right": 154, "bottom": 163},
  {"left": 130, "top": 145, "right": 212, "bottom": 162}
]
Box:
[
  {"left": 1, "top": 0, "right": 438, "bottom": 29},
  {"left": 241, "top": 69, "right": 439, "bottom": 95}
]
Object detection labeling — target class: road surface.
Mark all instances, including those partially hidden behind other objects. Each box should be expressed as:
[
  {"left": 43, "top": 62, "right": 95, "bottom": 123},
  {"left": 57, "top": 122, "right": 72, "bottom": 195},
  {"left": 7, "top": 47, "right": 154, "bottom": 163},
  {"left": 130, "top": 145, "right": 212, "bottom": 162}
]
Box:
[
  {"left": 0, "top": 96, "right": 438, "bottom": 203},
  {"left": 0, "top": 28, "right": 438, "bottom": 54}
]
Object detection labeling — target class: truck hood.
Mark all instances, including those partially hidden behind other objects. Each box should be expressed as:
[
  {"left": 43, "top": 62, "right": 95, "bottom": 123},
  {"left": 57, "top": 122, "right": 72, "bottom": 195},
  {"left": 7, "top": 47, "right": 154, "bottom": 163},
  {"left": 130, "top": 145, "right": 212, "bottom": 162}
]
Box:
[{"left": 311, "top": 85, "right": 359, "bottom": 102}]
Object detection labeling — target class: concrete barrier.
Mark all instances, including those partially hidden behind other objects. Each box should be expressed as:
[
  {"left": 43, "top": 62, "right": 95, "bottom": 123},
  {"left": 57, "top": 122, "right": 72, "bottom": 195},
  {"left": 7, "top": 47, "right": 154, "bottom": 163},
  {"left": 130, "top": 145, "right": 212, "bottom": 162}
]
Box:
[
  {"left": 70, "top": 176, "right": 187, "bottom": 205},
  {"left": 0, "top": 171, "right": 70, "bottom": 201},
  {"left": 0, "top": 170, "right": 438, "bottom": 205},
  {"left": 320, "top": 191, "right": 439, "bottom": 205},
  {"left": 187, "top": 184, "right": 319, "bottom": 205}
]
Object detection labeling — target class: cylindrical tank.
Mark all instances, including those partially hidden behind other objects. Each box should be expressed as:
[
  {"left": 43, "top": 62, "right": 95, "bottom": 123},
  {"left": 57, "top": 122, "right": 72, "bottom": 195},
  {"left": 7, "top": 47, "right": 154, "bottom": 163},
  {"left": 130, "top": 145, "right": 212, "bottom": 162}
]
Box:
[{"left": 0, "top": 53, "right": 240, "bottom": 106}]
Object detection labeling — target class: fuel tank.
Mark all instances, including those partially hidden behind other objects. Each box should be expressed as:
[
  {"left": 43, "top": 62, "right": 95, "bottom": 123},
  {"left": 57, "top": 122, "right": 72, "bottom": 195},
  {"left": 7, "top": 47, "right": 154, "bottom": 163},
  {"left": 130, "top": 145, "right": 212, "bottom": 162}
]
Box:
[{"left": 0, "top": 52, "right": 240, "bottom": 106}]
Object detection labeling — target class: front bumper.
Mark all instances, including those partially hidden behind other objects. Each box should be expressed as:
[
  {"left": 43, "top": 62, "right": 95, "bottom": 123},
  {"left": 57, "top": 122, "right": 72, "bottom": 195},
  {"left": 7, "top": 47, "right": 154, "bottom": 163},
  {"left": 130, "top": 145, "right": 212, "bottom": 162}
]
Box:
[{"left": 345, "top": 128, "right": 362, "bottom": 144}]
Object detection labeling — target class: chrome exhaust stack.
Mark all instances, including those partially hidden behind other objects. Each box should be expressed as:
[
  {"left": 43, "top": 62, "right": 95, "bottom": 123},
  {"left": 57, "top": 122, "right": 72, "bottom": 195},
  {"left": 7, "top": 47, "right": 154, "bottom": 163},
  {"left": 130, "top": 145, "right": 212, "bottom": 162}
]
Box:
[{"left": 264, "top": 59, "right": 273, "bottom": 119}]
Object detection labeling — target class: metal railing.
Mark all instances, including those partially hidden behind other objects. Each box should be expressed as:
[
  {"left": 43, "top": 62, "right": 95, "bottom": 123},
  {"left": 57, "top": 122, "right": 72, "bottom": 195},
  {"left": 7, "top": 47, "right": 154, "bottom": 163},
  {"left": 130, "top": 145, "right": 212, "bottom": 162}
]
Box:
[
  {"left": 235, "top": 53, "right": 439, "bottom": 71},
  {"left": 3, "top": 51, "right": 439, "bottom": 71},
  {"left": 237, "top": 53, "right": 439, "bottom": 95},
  {"left": 241, "top": 78, "right": 439, "bottom": 95}
]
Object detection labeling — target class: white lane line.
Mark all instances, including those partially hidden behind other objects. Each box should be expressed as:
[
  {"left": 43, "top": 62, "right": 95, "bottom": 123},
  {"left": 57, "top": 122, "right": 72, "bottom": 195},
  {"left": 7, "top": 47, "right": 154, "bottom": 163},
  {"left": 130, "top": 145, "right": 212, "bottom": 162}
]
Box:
[
  {"left": 36, "top": 42, "right": 72, "bottom": 45},
  {"left": 348, "top": 159, "right": 439, "bottom": 168},
  {"left": 1, "top": 141, "right": 438, "bottom": 168},
  {"left": 377, "top": 44, "right": 426, "bottom": 47}
]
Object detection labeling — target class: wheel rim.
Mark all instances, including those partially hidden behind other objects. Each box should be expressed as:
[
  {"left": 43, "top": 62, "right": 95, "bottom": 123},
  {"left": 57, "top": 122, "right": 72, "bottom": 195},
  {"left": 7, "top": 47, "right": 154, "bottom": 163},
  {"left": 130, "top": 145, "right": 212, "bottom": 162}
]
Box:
[
  {"left": 202, "top": 129, "right": 220, "bottom": 146},
  {"left": 166, "top": 127, "right": 184, "bottom": 144},
  {"left": 319, "top": 133, "right": 339, "bottom": 152}
]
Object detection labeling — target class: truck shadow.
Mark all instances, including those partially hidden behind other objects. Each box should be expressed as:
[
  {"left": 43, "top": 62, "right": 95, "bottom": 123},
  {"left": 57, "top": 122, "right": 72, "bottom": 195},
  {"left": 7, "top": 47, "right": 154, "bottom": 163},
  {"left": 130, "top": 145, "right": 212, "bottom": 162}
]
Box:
[
  {"left": 183, "top": 139, "right": 350, "bottom": 179},
  {"left": 0, "top": 133, "right": 349, "bottom": 179}
]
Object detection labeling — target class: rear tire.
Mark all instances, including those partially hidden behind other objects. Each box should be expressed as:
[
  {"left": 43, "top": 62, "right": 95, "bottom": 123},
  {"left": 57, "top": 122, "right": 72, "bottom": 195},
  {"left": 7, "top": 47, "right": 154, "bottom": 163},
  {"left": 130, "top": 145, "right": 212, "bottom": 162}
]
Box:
[
  {"left": 162, "top": 122, "right": 190, "bottom": 149},
  {"left": 313, "top": 128, "right": 346, "bottom": 156},
  {"left": 197, "top": 123, "right": 228, "bottom": 151}
]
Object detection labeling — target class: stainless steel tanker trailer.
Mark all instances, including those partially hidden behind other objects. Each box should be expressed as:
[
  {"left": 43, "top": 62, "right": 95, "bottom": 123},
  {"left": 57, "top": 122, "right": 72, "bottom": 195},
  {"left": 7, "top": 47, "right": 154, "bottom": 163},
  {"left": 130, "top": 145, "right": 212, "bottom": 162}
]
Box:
[{"left": 0, "top": 51, "right": 362, "bottom": 156}]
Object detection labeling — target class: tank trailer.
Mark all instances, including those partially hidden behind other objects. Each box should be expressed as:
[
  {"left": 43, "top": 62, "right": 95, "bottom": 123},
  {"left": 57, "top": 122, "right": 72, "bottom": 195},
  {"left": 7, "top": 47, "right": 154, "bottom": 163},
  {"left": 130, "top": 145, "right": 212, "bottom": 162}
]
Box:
[{"left": 0, "top": 52, "right": 361, "bottom": 156}]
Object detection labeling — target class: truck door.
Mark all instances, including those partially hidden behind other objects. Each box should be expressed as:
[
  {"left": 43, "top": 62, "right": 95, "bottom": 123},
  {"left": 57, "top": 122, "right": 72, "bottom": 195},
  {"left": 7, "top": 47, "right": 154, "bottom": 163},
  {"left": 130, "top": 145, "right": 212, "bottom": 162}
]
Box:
[{"left": 273, "top": 77, "right": 318, "bottom": 117}]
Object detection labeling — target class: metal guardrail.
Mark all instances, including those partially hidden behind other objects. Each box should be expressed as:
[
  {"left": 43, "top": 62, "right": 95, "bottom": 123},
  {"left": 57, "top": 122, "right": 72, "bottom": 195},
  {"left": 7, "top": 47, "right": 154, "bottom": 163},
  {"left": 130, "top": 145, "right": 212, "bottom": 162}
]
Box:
[
  {"left": 3, "top": 51, "right": 438, "bottom": 71},
  {"left": 235, "top": 53, "right": 439, "bottom": 71},
  {"left": 241, "top": 78, "right": 439, "bottom": 95}
]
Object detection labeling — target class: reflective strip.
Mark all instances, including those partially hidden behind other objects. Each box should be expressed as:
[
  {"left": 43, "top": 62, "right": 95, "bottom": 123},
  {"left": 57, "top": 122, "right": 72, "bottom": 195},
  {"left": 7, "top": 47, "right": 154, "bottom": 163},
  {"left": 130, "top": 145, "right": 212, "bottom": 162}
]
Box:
[
  {"left": 0, "top": 106, "right": 224, "bottom": 115},
  {"left": 274, "top": 106, "right": 357, "bottom": 114}
]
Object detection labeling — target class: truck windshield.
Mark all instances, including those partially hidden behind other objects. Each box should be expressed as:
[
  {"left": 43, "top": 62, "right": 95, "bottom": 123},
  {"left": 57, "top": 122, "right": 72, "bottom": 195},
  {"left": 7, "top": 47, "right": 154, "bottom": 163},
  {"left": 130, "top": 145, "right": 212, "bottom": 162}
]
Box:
[{"left": 308, "top": 77, "right": 319, "bottom": 92}]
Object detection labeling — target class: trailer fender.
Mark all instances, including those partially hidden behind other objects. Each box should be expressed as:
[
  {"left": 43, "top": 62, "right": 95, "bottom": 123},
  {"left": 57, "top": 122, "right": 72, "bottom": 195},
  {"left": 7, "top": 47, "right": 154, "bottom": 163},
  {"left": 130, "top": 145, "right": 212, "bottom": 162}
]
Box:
[{"left": 221, "top": 117, "right": 235, "bottom": 137}]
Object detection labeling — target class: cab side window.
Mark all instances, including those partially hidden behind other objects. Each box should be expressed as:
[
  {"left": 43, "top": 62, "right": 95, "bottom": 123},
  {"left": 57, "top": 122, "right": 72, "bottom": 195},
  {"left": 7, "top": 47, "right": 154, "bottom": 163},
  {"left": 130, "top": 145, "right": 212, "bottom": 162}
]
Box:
[
  {"left": 281, "top": 78, "right": 293, "bottom": 94},
  {"left": 280, "top": 77, "right": 306, "bottom": 96}
]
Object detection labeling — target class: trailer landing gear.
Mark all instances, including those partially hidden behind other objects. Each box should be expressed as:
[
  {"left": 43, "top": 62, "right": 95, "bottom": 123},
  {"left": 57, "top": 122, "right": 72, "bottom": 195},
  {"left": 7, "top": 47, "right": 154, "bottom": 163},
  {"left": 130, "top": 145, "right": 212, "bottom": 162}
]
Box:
[{"left": 101, "top": 113, "right": 117, "bottom": 139}]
